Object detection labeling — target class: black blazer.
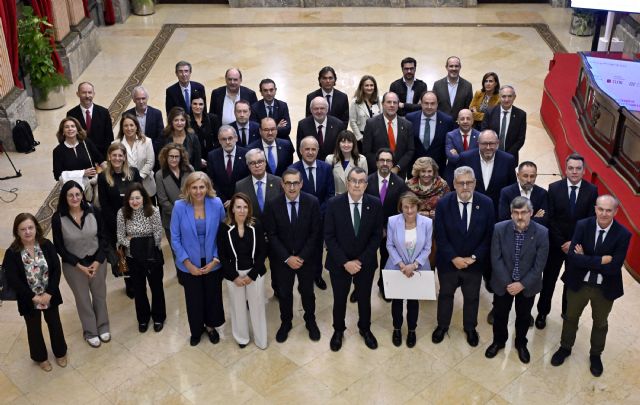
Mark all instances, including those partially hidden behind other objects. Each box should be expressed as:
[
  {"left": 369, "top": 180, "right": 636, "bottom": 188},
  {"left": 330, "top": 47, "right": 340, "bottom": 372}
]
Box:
[
  {"left": 191, "top": 112, "right": 222, "bottom": 155},
  {"left": 324, "top": 193, "right": 383, "bottom": 273},
  {"left": 231, "top": 121, "right": 260, "bottom": 147},
  {"left": 124, "top": 105, "right": 165, "bottom": 142},
  {"left": 67, "top": 104, "right": 114, "bottom": 158},
  {"left": 563, "top": 217, "right": 631, "bottom": 301},
  {"left": 498, "top": 183, "right": 549, "bottom": 226},
  {"left": 365, "top": 172, "right": 408, "bottom": 224},
  {"left": 251, "top": 99, "right": 292, "bottom": 141},
  {"left": 432, "top": 76, "right": 473, "bottom": 121},
  {"left": 290, "top": 160, "right": 335, "bottom": 214},
  {"left": 235, "top": 173, "right": 283, "bottom": 221},
  {"left": 296, "top": 115, "right": 346, "bottom": 162},
  {"left": 209, "top": 85, "right": 257, "bottom": 117},
  {"left": 206, "top": 146, "right": 249, "bottom": 203},
  {"left": 547, "top": 178, "right": 598, "bottom": 248},
  {"left": 52, "top": 139, "right": 103, "bottom": 181},
  {"left": 305, "top": 88, "right": 350, "bottom": 125},
  {"left": 165, "top": 81, "right": 206, "bottom": 115},
  {"left": 362, "top": 114, "right": 415, "bottom": 179},
  {"left": 247, "top": 138, "right": 294, "bottom": 177},
  {"left": 3, "top": 239, "right": 63, "bottom": 316},
  {"left": 481, "top": 105, "right": 527, "bottom": 163},
  {"left": 405, "top": 110, "right": 454, "bottom": 171},
  {"left": 217, "top": 221, "right": 267, "bottom": 281},
  {"left": 388, "top": 78, "right": 428, "bottom": 116},
  {"left": 97, "top": 167, "right": 142, "bottom": 243}
]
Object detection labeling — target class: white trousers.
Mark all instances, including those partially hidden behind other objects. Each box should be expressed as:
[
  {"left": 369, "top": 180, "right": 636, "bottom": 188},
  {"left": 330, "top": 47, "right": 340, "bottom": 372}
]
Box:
[{"left": 225, "top": 270, "right": 268, "bottom": 349}]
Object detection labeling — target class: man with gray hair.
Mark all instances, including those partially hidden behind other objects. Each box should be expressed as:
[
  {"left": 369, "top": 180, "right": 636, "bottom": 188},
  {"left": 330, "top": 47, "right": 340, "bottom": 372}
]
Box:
[
  {"left": 481, "top": 85, "right": 527, "bottom": 164},
  {"left": 296, "top": 96, "right": 345, "bottom": 161},
  {"left": 165, "top": 60, "right": 206, "bottom": 115},
  {"left": 235, "top": 148, "right": 282, "bottom": 220},
  {"left": 124, "top": 86, "right": 164, "bottom": 145},
  {"left": 206, "top": 125, "right": 249, "bottom": 205}
]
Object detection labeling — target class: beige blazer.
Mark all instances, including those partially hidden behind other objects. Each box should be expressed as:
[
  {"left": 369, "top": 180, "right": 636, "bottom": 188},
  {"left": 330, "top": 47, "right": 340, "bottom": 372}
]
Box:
[
  {"left": 325, "top": 153, "right": 368, "bottom": 194},
  {"left": 349, "top": 99, "right": 381, "bottom": 141}
]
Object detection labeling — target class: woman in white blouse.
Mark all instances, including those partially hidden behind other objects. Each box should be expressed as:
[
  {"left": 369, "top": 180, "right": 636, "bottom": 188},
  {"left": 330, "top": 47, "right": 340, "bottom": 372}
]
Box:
[
  {"left": 325, "top": 130, "right": 368, "bottom": 194},
  {"left": 349, "top": 75, "right": 381, "bottom": 149},
  {"left": 114, "top": 114, "right": 156, "bottom": 199}
]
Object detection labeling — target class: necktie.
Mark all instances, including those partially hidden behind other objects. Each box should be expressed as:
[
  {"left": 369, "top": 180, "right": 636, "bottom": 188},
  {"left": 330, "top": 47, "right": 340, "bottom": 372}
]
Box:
[
  {"left": 387, "top": 120, "right": 396, "bottom": 152},
  {"left": 184, "top": 88, "right": 190, "bottom": 113},
  {"left": 589, "top": 229, "right": 606, "bottom": 284},
  {"left": 256, "top": 180, "right": 264, "bottom": 212},
  {"left": 569, "top": 185, "right": 577, "bottom": 216},
  {"left": 380, "top": 178, "right": 388, "bottom": 203},
  {"left": 461, "top": 202, "right": 469, "bottom": 232},
  {"left": 226, "top": 154, "right": 233, "bottom": 178},
  {"left": 326, "top": 94, "right": 332, "bottom": 111},
  {"left": 85, "top": 109, "right": 92, "bottom": 133},
  {"left": 267, "top": 146, "right": 276, "bottom": 174},
  {"left": 267, "top": 105, "right": 273, "bottom": 118},
  {"left": 353, "top": 202, "right": 360, "bottom": 235},
  {"left": 317, "top": 125, "right": 324, "bottom": 148},
  {"left": 499, "top": 110, "right": 508, "bottom": 150},
  {"left": 240, "top": 128, "right": 247, "bottom": 146},
  {"left": 290, "top": 201, "right": 297, "bottom": 225},
  {"left": 423, "top": 117, "right": 431, "bottom": 148},
  {"left": 462, "top": 133, "right": 469, "bottom": 151},
  {"left": 308, "top": 167, "right": 316, "bottom": 193}
]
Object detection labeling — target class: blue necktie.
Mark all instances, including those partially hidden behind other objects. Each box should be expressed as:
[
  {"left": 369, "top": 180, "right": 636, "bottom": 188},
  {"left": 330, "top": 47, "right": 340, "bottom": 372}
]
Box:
[
  {"left": 256, "top": 180, "right": 264, "bottom": 212},
  {"left": 183, "top": 88, "right": 190, "bottom": 113},
  {"left": 569, "top": 185, "right": 577, "bottom": 217},
  {"left": 267, "top": 146, "right": 276, "bottom": 174}
]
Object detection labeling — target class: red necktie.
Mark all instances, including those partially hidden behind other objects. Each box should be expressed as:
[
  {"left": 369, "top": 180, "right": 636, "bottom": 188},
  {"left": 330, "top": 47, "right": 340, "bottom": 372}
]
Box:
[
  {"left": 463, "top": 134, "right": 469, "bottom": 151},
  {"left": 85, "top": 109, "right": 92, "bottom": 133},
  {"left": 226, "top": 154, "right": 233, "bottom": 178},
  {"left": 317, "top": 125, "right": 324, "bottom": 148},
  {"left": 387, "top": 120, "right": 396, "bottom": 152}
]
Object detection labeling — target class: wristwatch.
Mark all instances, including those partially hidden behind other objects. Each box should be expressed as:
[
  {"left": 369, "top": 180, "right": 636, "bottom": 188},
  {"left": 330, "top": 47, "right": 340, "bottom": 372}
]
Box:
[{"left": 471, "top": 255, "right": 477, "bottom": 260}]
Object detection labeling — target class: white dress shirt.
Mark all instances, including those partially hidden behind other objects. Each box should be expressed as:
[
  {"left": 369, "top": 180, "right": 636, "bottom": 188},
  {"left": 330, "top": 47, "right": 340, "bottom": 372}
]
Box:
[
  {"left": 583, "top": 221, "right": 613, "bottom": 285},
  {"left": 222, "top": 90, "right": 240, "bottom": 125},
  {"left": 458, "top": 197, "right": 474, "bottom": 230},
  {"left": 480, "top": 152, "right": 495, "bottom": 189}
]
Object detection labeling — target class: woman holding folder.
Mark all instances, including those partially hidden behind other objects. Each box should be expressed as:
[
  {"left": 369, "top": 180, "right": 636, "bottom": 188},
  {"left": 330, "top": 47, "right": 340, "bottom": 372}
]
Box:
[{"left": 385, "top": 192, "right": 432, "bottom": 348}]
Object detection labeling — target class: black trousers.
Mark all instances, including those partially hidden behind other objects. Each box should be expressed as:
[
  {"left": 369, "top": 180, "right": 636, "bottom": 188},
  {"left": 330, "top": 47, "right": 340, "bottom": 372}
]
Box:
[
  {"left": 330, "top": 266, "right": 375, "bottom": 332},
  {"left": 273, "top": 263, "right": 316, "bottom": 325},
  {"left": 492, "top": 292, "right": 535, "bottom": 347},
  {"left": 181, "top": 265, "right": 225, "bottom": 338},
  {"left": 537, "top": 246, "right": 568, "bottom": 316},
  {"left": 436, "top": 269, "right": 482, "bottom": 330},
  {"left": 392, "top": 299, "right": 419, "bottom": 330},
  {"left": 24, "top": 306, "right": 67, "bottom": 362},
  {"left": 127, "top": 257, "right": 166, "bottom": 325},
  {"left": 377, "top": 237, "right": 389, "bottom": 291}
]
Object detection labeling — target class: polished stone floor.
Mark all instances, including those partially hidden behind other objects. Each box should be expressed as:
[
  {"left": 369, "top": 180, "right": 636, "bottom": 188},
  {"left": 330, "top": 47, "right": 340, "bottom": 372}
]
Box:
[{"left": 1, "top": 4, "right": 639, "bottom": 404}]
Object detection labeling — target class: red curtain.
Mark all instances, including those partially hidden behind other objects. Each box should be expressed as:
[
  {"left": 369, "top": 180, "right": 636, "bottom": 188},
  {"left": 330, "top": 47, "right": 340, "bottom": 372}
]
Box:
[
  {"left": 0, "top": 0, "right": 23, "bottom": 88},
  {"left": 30, "top": 0, "right": 65, "bottom": 75},
  {"left": 104, "top": 0, "right": 115, "bottom": 25},
  {"left": 82, "top": 0, "right": 89, "bottom": 18}
]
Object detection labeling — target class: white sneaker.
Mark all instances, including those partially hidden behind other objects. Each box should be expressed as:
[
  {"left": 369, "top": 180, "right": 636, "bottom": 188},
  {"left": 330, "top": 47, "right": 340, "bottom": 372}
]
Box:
[
  {"left": 99, "top": 332, "right": 111, "bottom": 343},
  {"left": 86, "top": 336, "right": 101, "bottom": 348}
]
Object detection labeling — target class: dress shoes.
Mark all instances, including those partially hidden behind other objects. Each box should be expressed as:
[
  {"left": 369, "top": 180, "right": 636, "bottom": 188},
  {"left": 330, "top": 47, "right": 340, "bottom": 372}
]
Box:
[
  {"left": 406, "top": 330, "right": 416, "bottom": 348},
  {"left": 153, "top": 322, "right": 164, "bottom": 332},
  {"left": 535, "top": 314, "right": 547, "bottom": 330},
  {"left": 465, "top": 329, "right": 479, "bottom": 347},
  {"left": 431, "top": 326, "right": 448, "bottom": 344},
  {"left": 276, "top": 323, "right": 292, "bottom": 343},
  {"left": 550, "top": 347, "right": 571, "bottom": 366},
  {"left": 516, "top": 346, "right": 531, "bottom": 364},
  {"left": 359, "top": 330, "right": 378, "bottom": 349},
  {"left": 330, "top": 331, "right": 343, "bottom": 352},
  {"left": 306, "top": 322, "right": 321, "bottom": 341},
  {"left": 486, "top": 309, "right": 494, "bottom": 325},
  {"left": 39, "top": 360, "right": 52, "bottom": 372},
  {"left": 349, "top": 290, "right": 357, "bottom": 303},
  {"left": 315, "top": 276, "right": 327, "bottom": 290},
  {"left": 238, "top": 343, "right": 247, "bottom": 349},
  {"left": 392, "top": 329, "right": 402, "bottom": 347},
  {"left": 138, "top": 323, "right": 149, "bottom": 333},
  {"left": 189, "top": 336, "right": 201, "bottom": 347},
  {"left": 484, "top": 342, "right": 505, "bottom": 358},
  {"left": 55, "top": 355, "right": 68, "bottom": 368},
  {"left": 590, "top": 355, "right": 603, "bottom": 377},
  {"left": 207, "top": 328, "right": 220, "bottom": 344}
]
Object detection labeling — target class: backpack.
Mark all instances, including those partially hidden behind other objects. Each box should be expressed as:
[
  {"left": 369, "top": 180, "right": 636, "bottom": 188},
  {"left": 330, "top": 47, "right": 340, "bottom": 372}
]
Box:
[{"left": 12, "top": 120, "right": 39, "bottom": 153}]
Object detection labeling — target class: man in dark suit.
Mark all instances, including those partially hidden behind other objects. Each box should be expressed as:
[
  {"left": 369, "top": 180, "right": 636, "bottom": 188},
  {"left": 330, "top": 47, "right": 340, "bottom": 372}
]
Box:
[
  {"left": 124, "top": 86, "right": 164, "bottom": 149},
  {"left": 481, "top": 85, "right": 527, "bottom": 164},
  {"left": 405, "top": 91, "right": 454, "bottom": 171},
  {"left": 498, "top": 161, "right": 548, "bottom": 226},
  {"left": 67, "top": 81, "right": 114, "bottom": 158},
  {"left": 210, "top": 68, "right": 257, "bottom": 125},
  {"left": 444, "top": 109, "right": 479, "bottom": 185},
  {"left": 305, "top": 66, "right": 349, "bottom": 126},
  {"left": 362, "top": 92, "right": 415, "bottom": 179},
  {"left": 165, "top": 60, "right": 206, "bottom": 115},
  {"left": 535, "top": 153, "right": 598, "bottom": 329},
  {"left": 296, "top": 96, "right": 345, "bottom": 161},
  {"left": 388, "top": 57, "right": 428, "bottom": 116},
  {"left": 433, "top": 166, "right": 495, "bottom": 347},
  {"left": 364, "top": 148, "right": 408, "bottom": 301},
  {"left": 251, "top": 78, "right": 291, "bottom": 142},
  {"left": 325, "top": 166, "right": 383, "bottom": 351},
  {"left": 432, "top": 56, "right": 473, "bottom": 121},
  {"left": 206, "top": 125, "right": 249, "bottom": 206},
  {"left": 230, "top": 100, "right": 260, "bottom": 147},
  {"left": 263, "top": 168, "right": 322, "bottom": 343},
  {"left": 235, "top": 148, "right": 283, "bottom": 219},
  {"left": 551, "top": 195, "right": 631, "bottom": 377},
  {"left": 247, "top": 117, "right": 294, "bottom": 177},
  {"left": 485, "top": 197, "right": 548, "bottom": 363}
]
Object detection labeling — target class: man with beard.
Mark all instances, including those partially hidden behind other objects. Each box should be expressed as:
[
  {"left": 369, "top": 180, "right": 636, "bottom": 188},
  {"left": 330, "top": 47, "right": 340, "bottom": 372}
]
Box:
[{"left": 498, "top": 161, "right": 548, "bottom": 226}]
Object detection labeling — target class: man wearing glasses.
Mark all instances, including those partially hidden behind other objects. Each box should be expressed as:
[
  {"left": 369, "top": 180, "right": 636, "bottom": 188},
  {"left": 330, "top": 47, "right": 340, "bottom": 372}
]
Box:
[
  {"left": 247, "top": 117, "right": 294, "bottom": 177},
  {"left": 388, "top": 57, "right": 428, "bottom": 116},
  {"left": 235, "top": 148, "right": 283, "bottom": 221}
]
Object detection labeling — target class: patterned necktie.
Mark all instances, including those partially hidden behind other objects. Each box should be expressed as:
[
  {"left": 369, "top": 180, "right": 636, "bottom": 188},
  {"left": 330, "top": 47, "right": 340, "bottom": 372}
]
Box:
[
  {"left": 423, "top": 117, "right": 431, "bottom": 148},
  {"left": 461, "top": 201, "right": 469, "bottom": 232},
  {"left": 353, "top": 202, "right": 360, "bottom": 235},
  {"left": 308, "top": 167, "right": 316, "bottom": 193},
  {"left": 387, "top": 120, "right": 396, "bottom": 152},
  {"left": 569, "top": 185, "right": 577, "bottom": 216},
  {"left": 267, "top": 146, "right": 276, "bottom": 174},
  {"left": 85, "top": 109, "right": 92, "bottom": 133},
  {"left": 499, "top": 111, "right": 508, "bottom": 150},
  {"left": 380, "top": 179, "right": 388, "bottom": 204},
  {"left": 256, "top": 180, "right": 264, "bottom": 212},
  {"left": 462, "top": 133, "right": 469, "bottom": 151},
  {"left": 184, "top": 88, "right": 190, "bottom": 113},
  {"left": 317, "top": 125, "right": 324, "bottom": 148},
  {"left": 226, "top": 154, "right": 233, "bottom": 178},
  {"left": 290, "top": 201, "right": 297, "bottom": 225}
]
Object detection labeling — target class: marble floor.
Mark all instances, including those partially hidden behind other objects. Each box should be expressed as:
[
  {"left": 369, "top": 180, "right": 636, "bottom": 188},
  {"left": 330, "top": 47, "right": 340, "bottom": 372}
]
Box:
[{"left": 1, "top": 4, "right": 639, "bottom": 404}]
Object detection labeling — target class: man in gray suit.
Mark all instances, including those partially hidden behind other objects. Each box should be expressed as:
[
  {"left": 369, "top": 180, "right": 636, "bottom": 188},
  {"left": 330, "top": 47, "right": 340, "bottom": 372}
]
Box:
[
  {"left": 234, "top": 148, "right": 283, "bottom": 221},
  {"left": 432, "top": 56, "right": 473, "bottom": 121},
  {"left": 485, "top": 196, "right": 549, "bottom": 364}
]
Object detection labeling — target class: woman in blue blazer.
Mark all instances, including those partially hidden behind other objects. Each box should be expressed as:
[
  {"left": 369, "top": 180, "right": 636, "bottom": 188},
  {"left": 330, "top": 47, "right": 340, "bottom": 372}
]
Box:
[
  {"left": 170, "top": 172, "right": 226, "bottom": 346},
  {"left": 385, "top": 192, "right": 433, "bottom": 348}
]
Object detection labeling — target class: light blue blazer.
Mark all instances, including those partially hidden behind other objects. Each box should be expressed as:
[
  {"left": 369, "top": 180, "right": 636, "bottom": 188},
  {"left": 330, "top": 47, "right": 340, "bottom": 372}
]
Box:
[
  {"left": 384, "top": 213, "right": 433, "bottom": 270},
  {"left": 170, "top": 197, "right": 225, "bottom": 273}
]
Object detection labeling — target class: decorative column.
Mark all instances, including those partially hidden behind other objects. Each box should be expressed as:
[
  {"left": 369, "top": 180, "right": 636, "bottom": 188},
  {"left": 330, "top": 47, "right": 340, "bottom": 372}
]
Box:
[{"left": 55, "top": 0, "right": 100, "bottom": 83}]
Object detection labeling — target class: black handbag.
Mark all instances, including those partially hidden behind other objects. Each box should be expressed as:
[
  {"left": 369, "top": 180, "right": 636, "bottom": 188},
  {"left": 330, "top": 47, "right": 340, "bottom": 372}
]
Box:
[
  {"left": 130, "top": 236, "right": 164, "bottom": 266},
  {"left": 0, "top": 264, "right": 17, "bottom": 301}
]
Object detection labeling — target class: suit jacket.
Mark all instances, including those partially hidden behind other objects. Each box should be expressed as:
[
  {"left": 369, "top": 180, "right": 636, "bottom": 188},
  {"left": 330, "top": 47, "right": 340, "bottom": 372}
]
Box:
[
  {"left": 206, "top": 146, "right": 249, "bottom": 203},
  {"left": 457, "top": 149, "right": 517, "bottom": 216},
  {"left": 349, "top": 99, "right": 381, "bottom": 141},
  {"left": 325, "top": 154, "right": 368, "bottom": 195},
  {"left": 235, "top": 173, "right": 283, "bottom": 220},
  {"left": 155, "top": 168, "right": 191, "bottom": 228},
  {"left": 305, "top": 88, "right": 350, "bottom": 125},
  {"left": 230, "top": 121, "right": 261, "bottom": 147},
  {"left": 365, "top": 172, "right": 408, "bottom": 224},
  {"left": 491, "top": 220, "right": 549, "bottom": 297},
  {"left": 165, "top": 81, "right": 206, "bottom": 115},
  {"left": 384, "top": 213, "right": 432, "bottom": 270},
  {"left": 209, "top": 85, "right": 257, "bottom": 117},
  {"left": 217, "top": 221, "right": 267, "bottom": 281},
  {"left": 362, "top": 114, "right": 415, "bottom": 178},
  {"left": 324, "top": 193, "right": 383, "bottom": 273},
  {"left": 251, "top": 99, "right": 292, "bottom": 141},
  {"left": 296, "top": 115, "right": 346, "bottom": 162},
  {"left": 434, "top": 191, "right": 495, "bottom": 274},
  {"left": 444, "top": 128, "right": 480, "bottom": 185},
  {"left": 67, "top": 104, "right": 114, "bottom": 157},
  {"left": 481, "top": 105, "right": 527, "bottom": 163},
  {"left": 432, "top": 76, "right": 473, "bottom": 120},
  {"left": 389, "top": 78, "right": 428, "bottom": 116},
  {"left": 405, "top": 110, "right": 454, "bottom": 171},
  {"left": 547, "top": 179, "right": 598, "bottom": 248},
  {"left": 563, "top": 217, "right": 631, "bottom": 301},
  {"left": 498, "top": 183, "right": 549, "bottom": 225},
  {"left": 124, "top": 105, "right": 164, "bottom": 142},
  {"left": 247, "top": 138, "right": 294, "bottom": 177},
  {"left": 290, "top": 160, "right": 335, "bottom": 214}
]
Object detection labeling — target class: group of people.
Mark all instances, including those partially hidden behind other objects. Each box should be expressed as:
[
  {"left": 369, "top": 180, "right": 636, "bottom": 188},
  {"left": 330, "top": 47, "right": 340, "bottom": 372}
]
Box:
[{"left": 2, "top": 57, "right": 630, "bottom": 378}]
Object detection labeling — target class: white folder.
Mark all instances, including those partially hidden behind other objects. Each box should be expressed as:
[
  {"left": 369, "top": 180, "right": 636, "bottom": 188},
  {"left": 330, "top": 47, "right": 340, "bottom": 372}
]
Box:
[{"left": 382, "top": 269, "right": 436, "bottom": 300}]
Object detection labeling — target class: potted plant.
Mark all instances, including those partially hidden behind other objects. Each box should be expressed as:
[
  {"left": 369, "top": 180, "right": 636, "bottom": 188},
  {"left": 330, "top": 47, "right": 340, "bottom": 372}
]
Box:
[
  {"left": 570, "top": 8, "right": 596, "bottom": 37},
  {"left": 132, "top": 0, "right": 155, "bottom": 16},
  {"left": 17, "top": 6, "right": 69, "bottom": 110}
]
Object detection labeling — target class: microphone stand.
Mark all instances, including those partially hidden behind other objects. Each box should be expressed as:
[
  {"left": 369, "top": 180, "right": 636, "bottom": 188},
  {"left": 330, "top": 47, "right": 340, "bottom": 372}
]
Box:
[{"left": 0, "top": 140, "right": 22, "bottom": 180}]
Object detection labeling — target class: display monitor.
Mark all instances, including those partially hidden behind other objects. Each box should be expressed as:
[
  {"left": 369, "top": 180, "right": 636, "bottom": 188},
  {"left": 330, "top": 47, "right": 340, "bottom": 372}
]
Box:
[{"left": 585, "top": 56, "right": 640, "bottom": 112}]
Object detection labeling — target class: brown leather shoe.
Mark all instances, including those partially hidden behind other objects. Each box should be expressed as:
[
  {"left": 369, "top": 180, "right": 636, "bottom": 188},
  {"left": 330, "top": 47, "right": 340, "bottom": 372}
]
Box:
[
  {"left": 55, "top": 355, "right": 68, "bottom": 368},
  {"left": 39, "top": 360, "right": 52, "bottom": 372}
]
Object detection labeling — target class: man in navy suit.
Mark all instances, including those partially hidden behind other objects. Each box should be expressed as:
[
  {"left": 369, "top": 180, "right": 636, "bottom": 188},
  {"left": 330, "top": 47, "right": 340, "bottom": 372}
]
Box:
[
  {"left": 551, "top": 195, "right": 630, "bottom": 377},
  {"left": 388, "top": 56, "right": 429, "bottom": 116},
  {"left": 305, "top": 66, "right": 349, "bottom": 126},
  {"left": 165, "top": 61, "right": 206, "bottom": 115},
  {"left": 296, "top": 97, "right": 345, "bottom": 162},
  {"left": 206, "top": 125, "right": 249, "bottom": 206},
  {"left": 535, "top": 153, "right": 598, "bottom": 329},
  {"left": 230, "top": 100, "right": 260, "bottom": 147},
  {"left": 498, "top": 161, "right": 548, "bottom": 225},
  {"left": 251, "top": 79, "right": 291, "bottom": 142},
  {"left": 405, "top": 91, "right": 454, "bottom": 171},
  {"left": 247, "top": 117, "right": 294, "bottom": 177},
  {"left": 444, "top": 109, "right": 479, "bottom": 185},
  {"left": 433, "top": 166, "right": 495, "bottom": 347},
  {"left": 210, "top": 68, "right": 257, "bottom": 125},
  {"left": 481, "top": 85, "right": 527, "bottom": 164},
  {"left": 325, "top": 167, "right": 383, "bottom": 351},
  {"left": 67, "top": 81, "right": 114, "bottom": 158},
  {"left": 124, "top": 86, "right": 164, "bottom": 149}
]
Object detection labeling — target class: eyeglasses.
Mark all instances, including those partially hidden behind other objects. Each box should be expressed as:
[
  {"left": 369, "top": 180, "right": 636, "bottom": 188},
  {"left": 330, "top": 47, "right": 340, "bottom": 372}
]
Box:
[
  {"left": 247, "top": 159, "right": 266, "bottom": 167},
  {"left": 283, "top": 181, "right": 301, "bottom": 187},
  {"left": 167, "top": 155, "right": 181, "bottom": 159},
  {"left": 377, "top": 159, "right": 393, "bottom": 164},
  {"left": 478, "top": 142, "right": 498, "bottom": 147},
  {"left": 455, "top": 181, "right": 475, "bottom": 187},
  {"left": 261, "top": 128, "right": 277, "bottom": 133},
  {"left": 348, "top": 179, "right": 367, "bottom": 185}
]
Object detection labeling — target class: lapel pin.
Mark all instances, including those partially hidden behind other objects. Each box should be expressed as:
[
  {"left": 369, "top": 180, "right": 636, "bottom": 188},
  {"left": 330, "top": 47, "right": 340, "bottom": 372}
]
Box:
[
  {"left": 366, "top": 206, "right": 370, "bottom": 210},
  {"left": 475, "top": 205, "right": 480, "bottom": 210}
]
